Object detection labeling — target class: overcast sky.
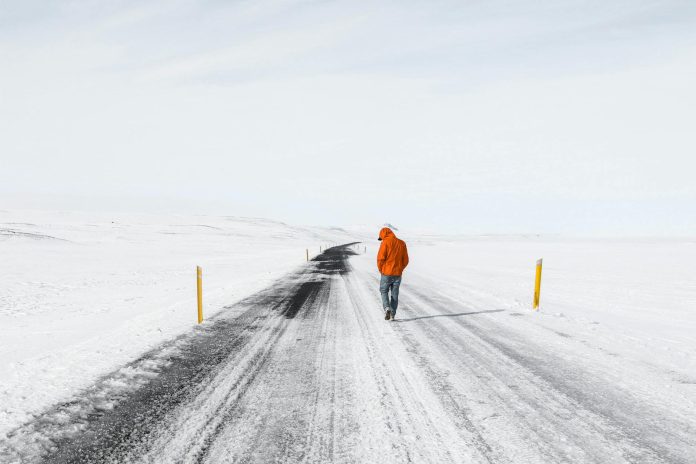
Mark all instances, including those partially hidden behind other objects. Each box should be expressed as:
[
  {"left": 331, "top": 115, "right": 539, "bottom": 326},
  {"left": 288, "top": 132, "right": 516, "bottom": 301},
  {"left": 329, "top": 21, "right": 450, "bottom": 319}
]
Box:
[{"left": 1, "top": 0, "right": 695, "bottom": 235}]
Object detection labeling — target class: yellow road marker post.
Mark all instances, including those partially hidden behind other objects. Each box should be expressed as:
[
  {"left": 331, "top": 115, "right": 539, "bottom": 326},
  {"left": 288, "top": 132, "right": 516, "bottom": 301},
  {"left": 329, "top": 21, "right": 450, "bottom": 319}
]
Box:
[
  {"left": 533, "top": 258, "right": 543, "bottom": 310},
  {"left": 197, "top": 266, "right": 203, "bottom": 324},
  {"left": 306, "top": 249, "right": 309, "bottom": 261}
]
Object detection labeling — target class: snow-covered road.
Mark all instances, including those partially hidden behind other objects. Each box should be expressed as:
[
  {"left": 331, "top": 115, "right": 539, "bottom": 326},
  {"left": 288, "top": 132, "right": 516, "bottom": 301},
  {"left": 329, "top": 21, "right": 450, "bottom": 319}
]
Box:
[{"left": 2, "top": 244, "right": 694, "bottom": 463}]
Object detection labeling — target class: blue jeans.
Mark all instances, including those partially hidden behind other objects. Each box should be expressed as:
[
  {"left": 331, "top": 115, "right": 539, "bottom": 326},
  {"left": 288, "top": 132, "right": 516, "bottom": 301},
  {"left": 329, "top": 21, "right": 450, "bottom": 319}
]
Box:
[{"left": 380, "top": 274, "right": 401, "bottom": 314}]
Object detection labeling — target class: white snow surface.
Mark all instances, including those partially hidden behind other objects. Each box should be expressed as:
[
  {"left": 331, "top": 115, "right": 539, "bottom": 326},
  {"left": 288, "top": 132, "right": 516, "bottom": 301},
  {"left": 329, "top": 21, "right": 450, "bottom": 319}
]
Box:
[
  {"left": 0, "top": 210, "right": 359, "bottom": 437},
  {"left": 401, "top": 234, "right": 696, "bottom": 382},
  {"left": 1, "top": 211, "right": 695, "bottom": 462}
]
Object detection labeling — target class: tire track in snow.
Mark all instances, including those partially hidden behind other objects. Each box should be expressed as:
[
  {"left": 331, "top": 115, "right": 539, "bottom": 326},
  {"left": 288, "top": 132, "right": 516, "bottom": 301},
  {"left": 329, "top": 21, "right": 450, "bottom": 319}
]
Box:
[
  {"left": 201, "top": 284, "right": 333, "bottom": 462},
  {"left": 359, "top": 273, "right": 503, "bottom": 462},
  {"left": 339, "top": 271, "right": 484, "bottom": 463},
  {"left": 200, "top": 246, "right": 357, "bottom": 463},
  {"left": 361, "top": 268, "right": 696, "bottom": 464},
  {"left": 359, "top": 271, "right": 593, "bottom": 462},
  {"left": 412, "top": 285, "right": 696, "bottom": 464},
  {"left": 188, "top": 277, "right": 333, "bottom": 463}
]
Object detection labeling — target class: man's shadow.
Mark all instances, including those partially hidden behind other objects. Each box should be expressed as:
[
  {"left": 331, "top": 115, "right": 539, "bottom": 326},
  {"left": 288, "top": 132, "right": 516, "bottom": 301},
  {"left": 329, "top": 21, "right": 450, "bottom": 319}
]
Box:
[{"left": 396, "top": 309, "right": 505, "bottom": 322}]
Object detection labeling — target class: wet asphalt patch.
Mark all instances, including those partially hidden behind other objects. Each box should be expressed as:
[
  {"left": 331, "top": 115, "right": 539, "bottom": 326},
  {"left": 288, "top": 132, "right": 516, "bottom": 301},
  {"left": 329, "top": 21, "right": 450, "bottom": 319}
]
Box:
[{"left": 282, "top": 244, "right": 358, "bottom": 320}]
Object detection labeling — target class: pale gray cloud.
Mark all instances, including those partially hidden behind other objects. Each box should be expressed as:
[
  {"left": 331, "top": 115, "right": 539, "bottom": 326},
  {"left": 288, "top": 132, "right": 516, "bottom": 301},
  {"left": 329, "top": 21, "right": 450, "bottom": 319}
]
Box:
[{"left": 1, "top": 0, "right": 695, "bottom": 235}]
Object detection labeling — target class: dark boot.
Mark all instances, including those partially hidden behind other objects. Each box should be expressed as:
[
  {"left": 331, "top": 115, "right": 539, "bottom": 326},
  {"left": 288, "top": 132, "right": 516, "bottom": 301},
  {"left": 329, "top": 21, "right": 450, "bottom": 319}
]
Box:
[{"left": 384, "top": 309, "right": 391, "bottom": 320}]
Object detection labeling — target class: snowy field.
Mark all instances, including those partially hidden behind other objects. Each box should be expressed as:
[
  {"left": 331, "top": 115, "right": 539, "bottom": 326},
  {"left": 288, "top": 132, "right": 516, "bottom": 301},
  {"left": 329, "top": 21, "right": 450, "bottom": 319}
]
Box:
[
  {"left": 0, "top": 210, "right": 359, "bottom": 437},
  {"left": 1, "top": 211, "right": 695, "bottom": 461},
  {"left": 401, "top": 234, "right": 696, "bottom": 386}
]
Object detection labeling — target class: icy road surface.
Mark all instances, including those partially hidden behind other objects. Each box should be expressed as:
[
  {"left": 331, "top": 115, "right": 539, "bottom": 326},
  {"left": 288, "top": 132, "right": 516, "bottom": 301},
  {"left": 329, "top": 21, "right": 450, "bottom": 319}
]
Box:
[{"left": 2, "top": 244, "right": 694, "bottom": 463}]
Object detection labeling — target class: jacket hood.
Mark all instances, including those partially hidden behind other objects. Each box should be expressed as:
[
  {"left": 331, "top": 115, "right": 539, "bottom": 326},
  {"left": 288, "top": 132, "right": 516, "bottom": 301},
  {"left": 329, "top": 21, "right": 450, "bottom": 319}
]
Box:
[{"left": 378, "top": 227, "right": 395, "bottom": 241}]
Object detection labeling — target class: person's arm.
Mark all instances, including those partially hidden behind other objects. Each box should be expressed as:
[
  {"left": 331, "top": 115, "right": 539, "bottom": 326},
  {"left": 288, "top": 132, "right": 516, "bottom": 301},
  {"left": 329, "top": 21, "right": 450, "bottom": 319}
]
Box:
[
  {"left": 403, "top": 243, "right": 409, "bottom": 269},
  {"left": 377, "top": 241, "right": 387, "bottom": 274}
]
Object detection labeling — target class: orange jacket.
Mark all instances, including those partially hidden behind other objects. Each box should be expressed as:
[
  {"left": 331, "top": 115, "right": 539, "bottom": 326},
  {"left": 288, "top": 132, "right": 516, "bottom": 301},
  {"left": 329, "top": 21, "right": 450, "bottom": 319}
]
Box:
[{"left": 377, "top": 227, "right": 409, "bottom": 276}]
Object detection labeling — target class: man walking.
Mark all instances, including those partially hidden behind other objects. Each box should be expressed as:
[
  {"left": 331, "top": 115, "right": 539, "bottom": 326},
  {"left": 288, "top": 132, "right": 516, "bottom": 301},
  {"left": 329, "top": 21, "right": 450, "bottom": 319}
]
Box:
[{"left": 377, "top": 226, "right": 409, "bottom": 321}]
